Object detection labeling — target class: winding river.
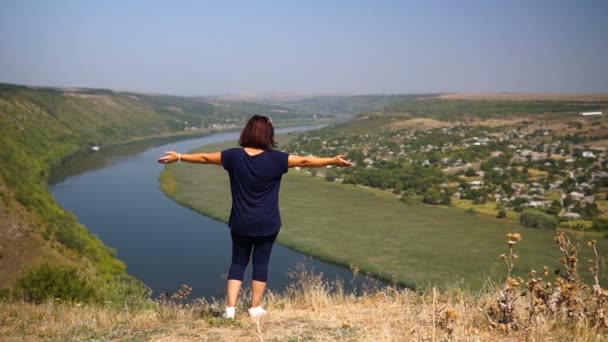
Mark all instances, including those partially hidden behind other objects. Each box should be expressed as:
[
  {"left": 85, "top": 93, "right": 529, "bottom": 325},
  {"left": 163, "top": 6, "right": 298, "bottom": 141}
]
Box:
[{"left": 50, "top": 126, "right": 374, "bottom": 299}]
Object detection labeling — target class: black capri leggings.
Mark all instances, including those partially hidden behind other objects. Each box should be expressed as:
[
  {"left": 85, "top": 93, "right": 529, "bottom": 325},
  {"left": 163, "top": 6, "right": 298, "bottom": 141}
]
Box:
[{"left": 228, "top": 232, "right": 278, "bottom": 282}]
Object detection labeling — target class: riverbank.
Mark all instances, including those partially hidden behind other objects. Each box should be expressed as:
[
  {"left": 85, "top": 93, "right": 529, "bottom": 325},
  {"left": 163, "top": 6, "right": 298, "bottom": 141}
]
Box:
[
  {"left": 159, "top": 135, "right": 608, "bottom": 289},
  {"left": 50, "top": 125, "right": 362, "bottom": 300},
  {"left": 0, "top": 81, "right": 326, "bottom": 300}
]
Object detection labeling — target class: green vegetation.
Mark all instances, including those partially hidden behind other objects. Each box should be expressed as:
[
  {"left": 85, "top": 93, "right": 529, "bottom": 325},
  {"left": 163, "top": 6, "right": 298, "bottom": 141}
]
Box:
[
  {"left": 160, "top": 137, "right": 608, "bottom": 289},
  {"left": 280, "top": 94, "right": 427, "bottom": 119},
  {"left": 519, "top": 209, "right": 559, "bottom": 230},
  {"left": 285, "top": 98, "right": 608, "bottom": 231},
  {"left": 382, "top": 98, "right": 604, "bottom": 121},
  {"left": 14, "top": 263, "right": 97, "bottom": 303},
  {"left": 0, "top": 82, "right": 317, "bottom": 302}
]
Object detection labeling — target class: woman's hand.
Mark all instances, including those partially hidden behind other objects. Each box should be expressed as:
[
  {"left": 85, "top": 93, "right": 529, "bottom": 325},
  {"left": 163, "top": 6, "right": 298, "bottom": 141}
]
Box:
[
  {"left": 333, "top": 155, "right": 354, "bottom": 167},
  {"left": 157, "top": 151, "right": 179, "bottom": 164}
]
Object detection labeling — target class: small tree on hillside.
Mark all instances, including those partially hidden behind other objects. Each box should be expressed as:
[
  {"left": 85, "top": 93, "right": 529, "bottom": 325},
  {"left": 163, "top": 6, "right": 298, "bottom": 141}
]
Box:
[
  {"left": 519, "top": 209, "right": 558, "bottom": 230},
  {"left": 423, "top": 188, "right": 442, "bottom": 205}
]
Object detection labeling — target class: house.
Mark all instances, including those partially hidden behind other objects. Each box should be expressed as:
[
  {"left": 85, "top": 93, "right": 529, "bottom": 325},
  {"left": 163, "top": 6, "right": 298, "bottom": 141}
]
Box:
[
  {"left": 580, "top": 111, "right": 603, "bottom": 116},
  {"left": 569, "top": 191, "right": 585, "bottom": 201},
  {"left": 591, "top": 171, "right": 608, "bottom": 181},
  {"left": 469, "top": 180, "right": 484, "bottom": 188},
  {"left": 526, "top": 201, "right": 551, "bottom": 209},
  {"left": 517, "top": 194, "right": 533, "bottom": 201},
  {"left": 561, "top": 212, "right": 581, "bottom": 219},
  {"left": 582, "top": 196, "right": 595, "bottom": 204}
]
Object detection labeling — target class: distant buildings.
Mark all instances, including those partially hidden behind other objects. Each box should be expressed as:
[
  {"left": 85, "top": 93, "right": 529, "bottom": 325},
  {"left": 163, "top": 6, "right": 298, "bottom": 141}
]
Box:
[{"left": 579, "top": 111, "right": 603, "bottom": 116}]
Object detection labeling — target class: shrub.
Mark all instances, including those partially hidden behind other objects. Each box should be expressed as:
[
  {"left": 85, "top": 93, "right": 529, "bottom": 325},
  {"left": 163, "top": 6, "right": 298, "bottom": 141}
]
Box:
[
  {"left": 519, "top": 209, "right": 558, "bottom": 230},
  {"left": 14, "top": 263, "right": 97, "bottom": 303},
  {"left": 592, "top": 218, "right": 608, "bottom": 232},
  {"left": 496, "top": 208, "right": 507, "bottom": 219},
  {"left": 400, "top": 189, "right": 422, "bottom": 204},
  {"left": 324, "top": 170, "right": 338, "bottom": 182},
  {"left": 422, "top": 188, "right": 442, "bottom": 205}
]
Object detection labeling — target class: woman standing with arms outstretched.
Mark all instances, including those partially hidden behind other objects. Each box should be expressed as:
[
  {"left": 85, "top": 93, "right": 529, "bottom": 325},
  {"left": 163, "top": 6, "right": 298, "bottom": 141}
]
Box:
[{"left": 158, "top": 115, "right": 353, "bottom": 319}]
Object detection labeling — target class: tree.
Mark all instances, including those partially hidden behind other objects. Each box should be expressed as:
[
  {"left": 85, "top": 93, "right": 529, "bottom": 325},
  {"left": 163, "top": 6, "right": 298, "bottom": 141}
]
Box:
[
  {"left": 423, "top": 188, "right": 442, "bottom": 205},
  {"left": 325, "top": 169, "right": 338, "bottom": 182},
  {"left": 592, "top": 218, "right": 608, "bottom": 232},
  {"left": 545, "top": 200, "right": 562, "bottom": 216},
  {"left": 519, "top": 209, "right": 558, "bottom": 230},
  {"left": 400, "top": 188, "right": 421, "bottom": 204},
  {"left": 497, "top": 207, "right": 507, "bottom": 219},
  {"left": 440, "top": 191, "right": 452, "bottom": 205}
]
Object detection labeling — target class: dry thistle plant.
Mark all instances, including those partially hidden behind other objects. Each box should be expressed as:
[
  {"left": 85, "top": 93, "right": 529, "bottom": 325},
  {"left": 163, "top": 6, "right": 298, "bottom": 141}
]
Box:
[
  {"left": 155, "top": 284, "right": 194, "bottom": 320},
  {"left": 553, "top": 232, "right": 586, "bottom": 319},
  {"left": 487, "top": 232, "right": 523, "bottom": 331},
  {"left": 485, "top": 230, "right": 608, "bottom": 337},
  {"left": 588, "top": 239, "right": 608, "bottom": 327},
  {"left": 526, "top": 265, "right": 552, "bottom": 319}
]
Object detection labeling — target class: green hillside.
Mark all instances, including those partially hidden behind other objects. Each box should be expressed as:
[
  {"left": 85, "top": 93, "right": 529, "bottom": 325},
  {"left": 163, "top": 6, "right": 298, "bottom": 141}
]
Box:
[
  {"left": 0, "top": 82, "right": 317, "bottom": 302},
  {"left": 277, "top": 94, "right": 428, "bottom": 119}
]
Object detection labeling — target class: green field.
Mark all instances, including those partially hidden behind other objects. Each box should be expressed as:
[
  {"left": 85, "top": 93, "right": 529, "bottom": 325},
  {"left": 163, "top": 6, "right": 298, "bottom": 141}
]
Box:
[{"left": 160, "top": 136, "right": 608, "bottom": 290}]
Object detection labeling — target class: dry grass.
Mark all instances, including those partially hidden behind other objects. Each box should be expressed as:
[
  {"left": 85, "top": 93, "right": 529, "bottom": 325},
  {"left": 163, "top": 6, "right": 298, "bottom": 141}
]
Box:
[
  {"left": 438, "top": 93, "right": 608, "bottom": 102},
  {"left": 3, "top": 255, "right": 608, "bottom": 341},
  {"left": 388, "top": 118, "right": 455, "bottom": 131},
  {"left": 386, "top": 114, "right": 601, "bottom": 134}
]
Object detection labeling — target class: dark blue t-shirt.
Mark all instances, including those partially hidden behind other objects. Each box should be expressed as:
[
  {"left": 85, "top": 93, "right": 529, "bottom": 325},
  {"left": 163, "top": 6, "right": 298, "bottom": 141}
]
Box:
[{"left": 221, "top": 148, "right": 289, "bottom": 236}]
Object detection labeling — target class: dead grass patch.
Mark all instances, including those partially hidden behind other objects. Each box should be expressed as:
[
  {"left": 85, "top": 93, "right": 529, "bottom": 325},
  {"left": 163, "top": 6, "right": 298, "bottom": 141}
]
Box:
[{"left": 438, "top": 93, "right": 608, "bottom": 102}]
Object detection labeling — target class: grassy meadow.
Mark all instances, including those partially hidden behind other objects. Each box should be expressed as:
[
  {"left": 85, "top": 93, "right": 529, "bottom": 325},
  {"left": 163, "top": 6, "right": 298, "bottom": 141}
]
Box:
[{"left": 160, "top": 136, "right": 608, "bottom": 289}]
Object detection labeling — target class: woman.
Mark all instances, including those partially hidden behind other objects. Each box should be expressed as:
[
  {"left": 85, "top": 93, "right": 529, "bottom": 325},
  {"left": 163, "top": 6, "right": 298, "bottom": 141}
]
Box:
[{"left": 158, "top": 115, "right": 352, "bottom": 319}]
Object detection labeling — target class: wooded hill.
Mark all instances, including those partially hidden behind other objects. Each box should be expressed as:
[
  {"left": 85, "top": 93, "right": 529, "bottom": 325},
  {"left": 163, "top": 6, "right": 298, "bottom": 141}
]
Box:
[{"left": 0, "top": 82, "right": 311, "bottom": 302}]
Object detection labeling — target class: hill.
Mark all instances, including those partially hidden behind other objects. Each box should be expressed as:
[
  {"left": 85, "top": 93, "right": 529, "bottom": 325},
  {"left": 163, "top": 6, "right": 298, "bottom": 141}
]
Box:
[
  {"left": 3, "top": 261, "right": 607, "bottom": 341},
  {"left": 0, "top": 82, "right": 317, "bottom": 299}
]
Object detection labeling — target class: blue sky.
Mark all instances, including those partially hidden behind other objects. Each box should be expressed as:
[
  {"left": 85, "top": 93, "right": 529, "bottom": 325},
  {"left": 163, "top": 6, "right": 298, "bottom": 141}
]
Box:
[{"left": 1, "top": 0, "right": 606, "bottom": 95}]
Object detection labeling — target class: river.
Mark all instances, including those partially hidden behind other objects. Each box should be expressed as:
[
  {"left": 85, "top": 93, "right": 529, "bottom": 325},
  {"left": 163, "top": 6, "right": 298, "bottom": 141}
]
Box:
[{"left": 50, "top": 126, "right": 378, "bottom": 300}]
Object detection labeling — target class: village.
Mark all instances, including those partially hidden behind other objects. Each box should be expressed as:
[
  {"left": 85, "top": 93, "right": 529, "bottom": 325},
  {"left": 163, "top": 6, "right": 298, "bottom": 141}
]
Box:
[{"left": 285, "top": 111, "right": 608, "bottom": 232}]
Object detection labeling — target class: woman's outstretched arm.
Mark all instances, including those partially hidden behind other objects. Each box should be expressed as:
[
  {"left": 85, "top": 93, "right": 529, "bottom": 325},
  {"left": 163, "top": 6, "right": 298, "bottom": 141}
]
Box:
[
  {"left": 288, "top": 154, "right": 353, "bottom": 168},
  {"left": 157, "top": 151, "right": 222, "bottom": 165}
]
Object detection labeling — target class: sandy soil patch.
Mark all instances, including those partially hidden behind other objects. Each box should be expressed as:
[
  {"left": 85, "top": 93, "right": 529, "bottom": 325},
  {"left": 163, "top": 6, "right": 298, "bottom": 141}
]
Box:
[{"left": 388, "top": 118, "right": 455, "bottom": 130}]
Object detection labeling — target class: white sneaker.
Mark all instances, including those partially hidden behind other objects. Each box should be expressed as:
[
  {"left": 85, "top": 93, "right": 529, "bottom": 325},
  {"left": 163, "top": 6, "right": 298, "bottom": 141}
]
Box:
[
  {"left": 222, "top": 306, "right": 236, "bottom": 319},
  {"left": 248, "top": 306, "right": 267, "bottom": 318}
]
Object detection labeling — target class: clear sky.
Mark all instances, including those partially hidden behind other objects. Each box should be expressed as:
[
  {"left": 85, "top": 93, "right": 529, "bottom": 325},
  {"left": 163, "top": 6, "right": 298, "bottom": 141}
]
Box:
[{"left": 1, "top": 0, "right": 607, "bottom": 95}]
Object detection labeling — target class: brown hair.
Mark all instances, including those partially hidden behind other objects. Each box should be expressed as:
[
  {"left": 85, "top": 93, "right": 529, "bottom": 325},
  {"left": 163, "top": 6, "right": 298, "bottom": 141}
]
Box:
[{"left": 239, "top": 115, "right": 277, "bottom": 150}]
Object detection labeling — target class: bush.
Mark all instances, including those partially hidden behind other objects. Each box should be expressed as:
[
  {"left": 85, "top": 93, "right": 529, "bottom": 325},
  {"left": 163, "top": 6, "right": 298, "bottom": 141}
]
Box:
[
  {"left": 592, "top": 218, "right": 608, "bottom": 232},
  {"left": 14, "top": 263, "right": 97, "bottom": 303},
  {"left": 400, "top": 189, "right": 422, "bottom": 204},
  {"left": 519, "top": 209, "right": 558, "bottom": 230},
  {"left": 324, "top": 170, "right": 338, "bottom": 182},
  {"left": 496, "top": 208, "right": 507, "bottom": 219},
  {"left": 422, "top": 188, "right": 442, "bottom": 205}
]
